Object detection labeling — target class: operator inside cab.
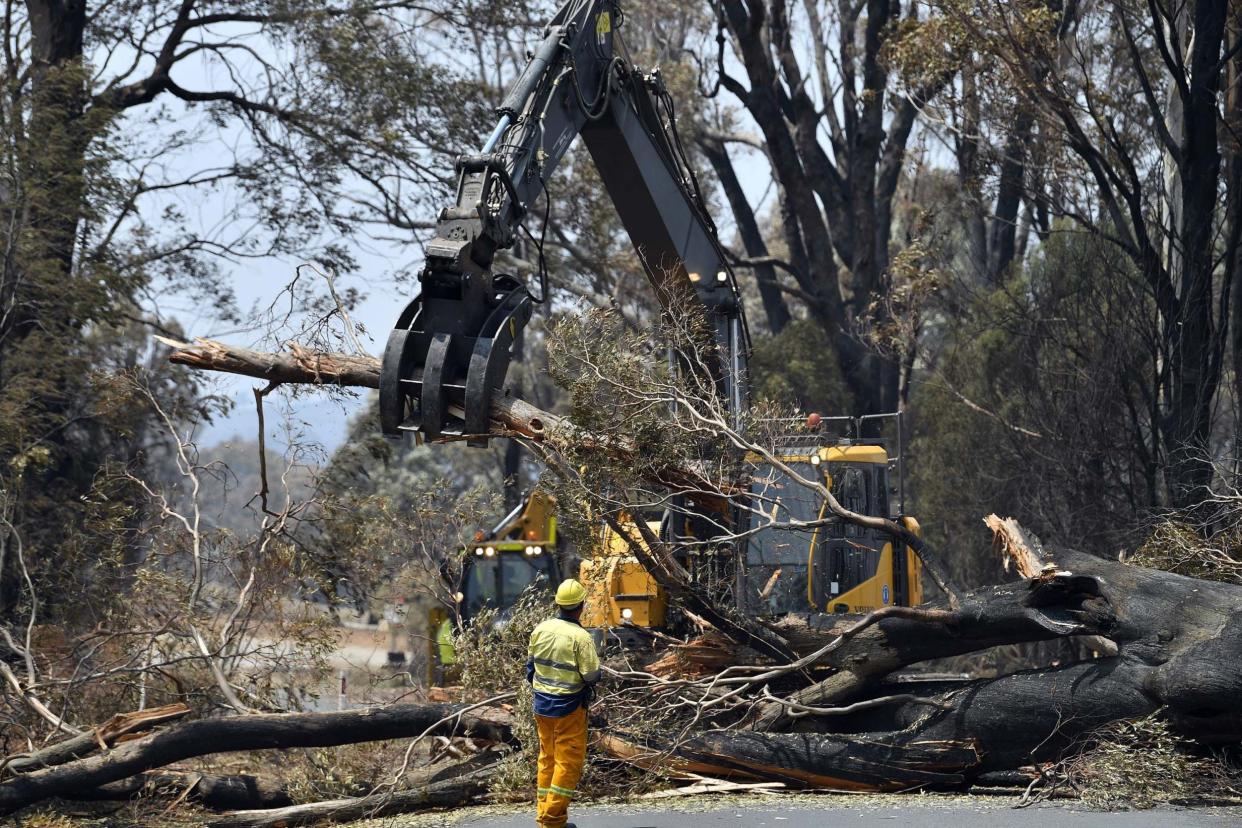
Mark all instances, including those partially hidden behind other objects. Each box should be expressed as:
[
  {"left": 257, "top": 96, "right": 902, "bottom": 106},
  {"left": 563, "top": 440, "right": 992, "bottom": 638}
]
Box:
[{"left": 525, "top": 579, "right": 601, "bottom": 828}]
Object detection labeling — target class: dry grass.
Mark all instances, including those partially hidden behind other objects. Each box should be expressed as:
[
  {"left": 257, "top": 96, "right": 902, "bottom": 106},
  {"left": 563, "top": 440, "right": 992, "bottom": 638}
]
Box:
[
  {"left": 281, "top": 742, "right": 423, "bottom": 803},
  {"left": 1029, "top": 713, "right": 1242, "bottom": 809},
  {"left": 1129, "top": 519, "right": 1242, "bottom": 584}
]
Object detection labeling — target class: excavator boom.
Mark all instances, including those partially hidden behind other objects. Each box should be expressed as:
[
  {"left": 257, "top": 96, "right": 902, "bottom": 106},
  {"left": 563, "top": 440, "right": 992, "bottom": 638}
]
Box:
[{"left": 380, "top": 0, "right": 747, "bottom": 444}]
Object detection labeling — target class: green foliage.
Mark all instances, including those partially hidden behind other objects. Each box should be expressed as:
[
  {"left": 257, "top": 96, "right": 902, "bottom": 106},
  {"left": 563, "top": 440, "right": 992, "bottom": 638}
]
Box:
[
  {"left": 1057, "top": 714, "right": 1240, "bottom": 810},
  {"left": 546, "top": 305, "right": 722, "bottom": 498},
  {"left": 911, "top": 229, "right": 1157, "bottom": 583},
  {"left": 749, "top": 319, "right": 853, "bottom": 416},
  {"left": 452, "top": 588, "right": 551, "bottom": 796},
  {"left": 306, "top": 399, "right": 510, "bottom": 610}
]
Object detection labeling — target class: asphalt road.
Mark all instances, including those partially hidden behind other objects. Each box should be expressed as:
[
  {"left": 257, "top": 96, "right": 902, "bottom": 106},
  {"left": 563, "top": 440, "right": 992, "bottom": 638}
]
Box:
[{"left": 455, "top": 801, "right": 1240, "bottom": 827}]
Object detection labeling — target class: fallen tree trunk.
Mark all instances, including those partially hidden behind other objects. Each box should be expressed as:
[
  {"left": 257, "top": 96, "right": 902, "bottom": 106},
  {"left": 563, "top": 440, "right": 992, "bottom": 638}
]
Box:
[
  {"left": 1, "top": 703, "right": 189, "bottom": 777},
  {"left": 0, "top": 703, "right": 511, "bottom": 815},
  {"left": 750, "top": 567, "right": 1112, "bottom": 727},
  {"left": 161, "top": 337, "right": 731, "bottom": 498},
  {"left": 596, "top": 524, "right": 1242, "bottom": 789},
  {"left": 206, "top": 763, "right": 498, "bottom": 828},
  {"left": 68, "top": 743, "right": 504, "bottom": 812},
  {"left": 612, "top": 658, "right": 1156, "bottom": 789},
  {"left": 68, "top": 770, "right": 294, "bottom": 810}
]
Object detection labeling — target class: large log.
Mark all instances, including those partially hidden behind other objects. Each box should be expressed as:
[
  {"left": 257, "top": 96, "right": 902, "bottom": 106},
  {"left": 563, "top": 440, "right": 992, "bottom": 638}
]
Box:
[
  {"left": 633, "top": 659, "right": 1156, "bottom": 789},
  {"left": 68, "top": 770, "right": 294, "bottom": 809},
  {"left": 207, "top": 764, "right": 498, "bottom": 828},
  {"left": 162, "top": 337, "right": 731, "bottom": 498},
  {"left": 0, "top": 703, "right": 511, "bottom": 815},
  {"left": 161, "top": 336, "right": 553, "bottom": 440},
  {"left": 2, "top": 703, "right": 190, "bottom": 776},
  {"left": 750, "top": 567, "right": 1112, "bottom": 727},
  {"left": 610, "top": 536, "right": 1242, "bottom": 788}
]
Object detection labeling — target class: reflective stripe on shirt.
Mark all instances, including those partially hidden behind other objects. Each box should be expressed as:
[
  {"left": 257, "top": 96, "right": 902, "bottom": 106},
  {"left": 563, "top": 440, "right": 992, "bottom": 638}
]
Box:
[{"left": 528, "top": 616, "right": 600, "bottom": 697}]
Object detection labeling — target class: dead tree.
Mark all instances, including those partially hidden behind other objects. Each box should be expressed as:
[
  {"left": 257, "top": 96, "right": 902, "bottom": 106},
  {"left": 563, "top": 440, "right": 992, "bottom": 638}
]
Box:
[
  {"left": 0, "top": 702, "right": 510, "bottom": 814},
  {"left": 598, "top": 532, "right": 1241, "bottom": 788}
]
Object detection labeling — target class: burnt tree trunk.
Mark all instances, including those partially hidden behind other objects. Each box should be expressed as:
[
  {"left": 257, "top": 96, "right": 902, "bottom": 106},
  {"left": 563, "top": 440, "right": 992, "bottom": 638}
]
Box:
[{"left": 602, "top": 534, "right": 1242, "bottom": 788}]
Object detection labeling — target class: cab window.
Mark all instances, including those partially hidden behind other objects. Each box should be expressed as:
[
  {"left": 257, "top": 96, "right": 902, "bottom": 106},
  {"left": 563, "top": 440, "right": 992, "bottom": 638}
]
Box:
[
  {"left": 499, "top": 554, "right": 550, "bottom": 614},
  {"left": 829, "top": 465, "right": 869, "bottom": 536},
  {"left": 748, "top": 462, "right": 825, "bottom": 564}
]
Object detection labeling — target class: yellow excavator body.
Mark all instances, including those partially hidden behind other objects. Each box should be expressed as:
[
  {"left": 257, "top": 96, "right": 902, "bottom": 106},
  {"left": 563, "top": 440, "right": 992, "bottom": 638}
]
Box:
[
  {"left": 580, "top": 517, "right": 667, "bottom": 628},
  {"left": 439, "top": 432, "right": 923, "bottom": 662},
  {"left": 580, "top": 442, "right": 923, "bottom": 630}
]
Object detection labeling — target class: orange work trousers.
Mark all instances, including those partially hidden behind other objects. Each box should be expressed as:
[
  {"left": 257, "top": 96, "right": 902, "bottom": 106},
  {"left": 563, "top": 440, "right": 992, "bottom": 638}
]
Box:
[{"left": 534, "top": 704, "right": 587, "bottom": 827}]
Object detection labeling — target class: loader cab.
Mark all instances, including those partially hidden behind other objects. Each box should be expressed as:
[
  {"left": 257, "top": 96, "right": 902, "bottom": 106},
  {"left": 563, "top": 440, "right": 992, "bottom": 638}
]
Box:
[
  {"left": 429, "top": 492, "right": 562, "bottom": 684},
  {"left": 456, "top": 491, "right": 562, "bottom": 625},
  {"left": 460, "top": 544, "right": 558, "bottom": 623},
  {"left": 743, "top": 414, "right": 923, "bottom": 616}
]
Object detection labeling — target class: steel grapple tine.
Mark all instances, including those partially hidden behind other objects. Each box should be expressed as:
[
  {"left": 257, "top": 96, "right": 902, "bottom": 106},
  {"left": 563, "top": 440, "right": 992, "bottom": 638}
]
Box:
[
  {"left": 465, "top": 289, "right": 533, "bottom": 445},
  {"left": 380, "top": 276, "right": 533, "bottom": 443}
]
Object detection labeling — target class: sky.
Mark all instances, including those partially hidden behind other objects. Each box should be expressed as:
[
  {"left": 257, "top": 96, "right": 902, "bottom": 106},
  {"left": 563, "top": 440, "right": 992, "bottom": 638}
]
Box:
[{"left": 190, "top": 247, "right": 408, "bottom": 453}]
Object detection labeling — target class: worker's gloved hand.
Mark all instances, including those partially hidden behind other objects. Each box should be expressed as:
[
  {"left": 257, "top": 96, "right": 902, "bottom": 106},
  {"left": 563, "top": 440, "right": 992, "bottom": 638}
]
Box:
[{"left": 583, "top": 682, "right": 596, "bottom": 707}]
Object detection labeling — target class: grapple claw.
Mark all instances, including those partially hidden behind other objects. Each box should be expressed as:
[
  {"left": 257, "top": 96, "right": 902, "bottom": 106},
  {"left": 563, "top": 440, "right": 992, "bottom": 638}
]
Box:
[{"left": 380, "top": 275, "right": 532, "bottom": 444}]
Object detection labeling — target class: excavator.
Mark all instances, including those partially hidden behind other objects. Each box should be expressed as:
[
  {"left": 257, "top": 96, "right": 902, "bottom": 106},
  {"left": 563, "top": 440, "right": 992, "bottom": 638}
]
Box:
[
  {"left": 381, "top": 0, "right": 923, "bottom": 663},
  {"left": 427, "top": 491, "right": 563, "bottom": 683}
]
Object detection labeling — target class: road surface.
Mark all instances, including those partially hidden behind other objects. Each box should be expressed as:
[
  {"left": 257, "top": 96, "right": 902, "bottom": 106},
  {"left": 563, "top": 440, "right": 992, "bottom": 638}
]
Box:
[{"left": 450, "top": 800, "right": 1240, "bottom": 827}]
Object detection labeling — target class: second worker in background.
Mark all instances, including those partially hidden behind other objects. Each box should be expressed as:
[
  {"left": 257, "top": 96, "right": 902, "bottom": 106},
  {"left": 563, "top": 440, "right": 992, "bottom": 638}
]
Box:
[{"left": 526, "top": 579, "right": 601, "bottom": 828}]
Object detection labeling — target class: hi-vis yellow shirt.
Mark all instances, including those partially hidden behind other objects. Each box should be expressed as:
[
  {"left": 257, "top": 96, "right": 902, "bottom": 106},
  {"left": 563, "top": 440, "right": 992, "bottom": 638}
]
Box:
[{"left": 528, "top": 617, "right": 601, "bottom": 695}]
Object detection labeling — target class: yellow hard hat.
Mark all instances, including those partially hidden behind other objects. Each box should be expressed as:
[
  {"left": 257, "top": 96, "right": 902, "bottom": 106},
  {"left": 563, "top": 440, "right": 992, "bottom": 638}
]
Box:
[{"left": 555, "top": 579, "right": 587, "bottom": 608}]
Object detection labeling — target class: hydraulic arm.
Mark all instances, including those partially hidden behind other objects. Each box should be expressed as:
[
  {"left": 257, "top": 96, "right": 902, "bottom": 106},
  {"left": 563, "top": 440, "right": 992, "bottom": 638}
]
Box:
[{"left": 380, "top": 0, "right": 748, "bottom": 444}]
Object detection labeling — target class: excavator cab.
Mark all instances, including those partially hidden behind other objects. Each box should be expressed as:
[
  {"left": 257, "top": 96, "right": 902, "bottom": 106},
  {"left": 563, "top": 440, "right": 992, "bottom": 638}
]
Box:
[{"left": 743, "top": 414, "right": 923, "bottom": 616}]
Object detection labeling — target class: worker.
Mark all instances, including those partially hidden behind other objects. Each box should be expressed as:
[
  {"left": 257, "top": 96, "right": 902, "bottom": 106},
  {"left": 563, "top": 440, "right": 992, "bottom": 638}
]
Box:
[
  {"left": 434, "top": 614, "right": 456, "bottom": 685},
  {"left": 526, "top": 579, "right": 600, "bottom": 828}
]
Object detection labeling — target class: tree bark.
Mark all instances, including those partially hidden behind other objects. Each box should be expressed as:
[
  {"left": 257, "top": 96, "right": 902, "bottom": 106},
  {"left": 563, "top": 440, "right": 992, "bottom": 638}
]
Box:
[
  {"left": 68, "top": 770, "right": 294, "bottom": 810},
  {"left": 1, "top": 702, "right": 189, "bottom": 776},
  {"left": 0, "top": 703, "right": 511, "bottom": 815},
  {"left": 697, "top": 138, "right": 792, "bottom": 334},
  {"left": 206, "top": 766, "right": 496, "bottom": 828},
  {"left": 637, "top": 659, "right": 1157, "bottom": 789},
  {"left": 752, "top": 568, "right": 1112, "bottom": 729},
  {"left": 161, "top": 337, "right": 736, "bottom": 500}
]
